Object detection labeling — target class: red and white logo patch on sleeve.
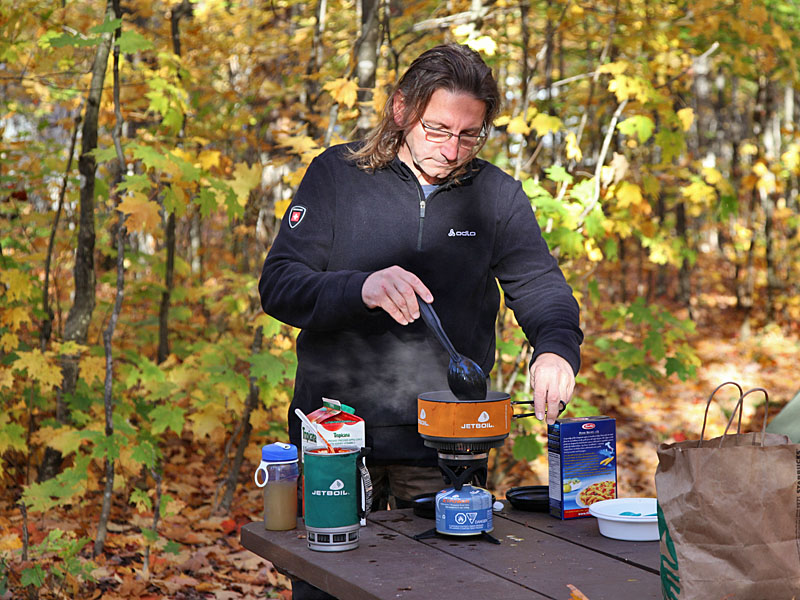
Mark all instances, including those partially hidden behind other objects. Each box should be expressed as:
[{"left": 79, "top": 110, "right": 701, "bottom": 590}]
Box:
[{"left": 288, "top": 206, "right": 307, "bottom": 229}]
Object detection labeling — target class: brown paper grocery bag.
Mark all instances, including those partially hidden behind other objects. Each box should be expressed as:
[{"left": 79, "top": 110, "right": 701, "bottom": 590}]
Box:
[{"left": 655, "top": 383, "right": 800, "bottom": 599}]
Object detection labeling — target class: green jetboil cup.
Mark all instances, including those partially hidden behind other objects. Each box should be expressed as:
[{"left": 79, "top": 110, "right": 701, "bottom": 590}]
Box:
[{"left": 303, "top": 445, "right": 372, "bottom": 551}]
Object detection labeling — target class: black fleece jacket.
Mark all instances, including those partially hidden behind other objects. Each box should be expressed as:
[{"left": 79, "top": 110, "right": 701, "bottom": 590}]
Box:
[{"left": 259, "top": 143, "right": 583, "bottom": 466}]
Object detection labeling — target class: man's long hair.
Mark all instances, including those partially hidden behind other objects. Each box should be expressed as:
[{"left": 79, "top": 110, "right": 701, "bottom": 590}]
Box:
[{"left": 348, "top": 43, "right": 501, "bottom": 175}]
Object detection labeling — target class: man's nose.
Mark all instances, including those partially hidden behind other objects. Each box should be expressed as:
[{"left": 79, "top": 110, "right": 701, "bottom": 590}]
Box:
[{"left": 440, "top": 135, "right": 462, "bottom": 161}]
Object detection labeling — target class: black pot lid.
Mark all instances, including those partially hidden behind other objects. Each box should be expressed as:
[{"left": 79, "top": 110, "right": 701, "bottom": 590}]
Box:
[{"left": 505, "top": 485, "right": 549, "bottom": 512}]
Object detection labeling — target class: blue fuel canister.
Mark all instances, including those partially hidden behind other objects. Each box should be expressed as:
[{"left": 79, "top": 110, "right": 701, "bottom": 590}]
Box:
[{"left": 435, "top": 485, "right": 493, "bottom": 535}]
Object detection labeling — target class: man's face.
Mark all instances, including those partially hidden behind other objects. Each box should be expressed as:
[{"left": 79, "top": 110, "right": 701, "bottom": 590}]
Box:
[{"left": 396, "top": 88, "right": 486, "bottom": 185}]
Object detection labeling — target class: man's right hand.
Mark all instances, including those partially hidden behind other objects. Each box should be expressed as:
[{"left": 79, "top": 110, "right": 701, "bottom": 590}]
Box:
[{"left": 361, "top": 266, "right": 433, "bottom": 325}]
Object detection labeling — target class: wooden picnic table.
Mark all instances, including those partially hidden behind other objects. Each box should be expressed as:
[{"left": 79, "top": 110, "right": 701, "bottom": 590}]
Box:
[{"left": 241, "top": 502, "right": 661, "bottom": 599}]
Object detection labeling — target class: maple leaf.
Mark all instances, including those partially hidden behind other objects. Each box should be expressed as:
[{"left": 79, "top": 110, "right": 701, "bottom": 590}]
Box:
[
  {"left": 117, "top": 29, "right": 153, "bottom": 53},
  {"left": 0, "top": 268, "right": 34, "bottom": 302},
  {"left": 596, "top": 61, "right": 628, "bottom": 75},
  {"left": 1, "top": 306, "right": 32, "bottom": 331},
  {"left": 13, "top": 349, "right": 63, "bottom": 392},
  {"left": 565, "top": 132, "right": 582, "bottom": 162},
  {"left": 0, "top": 534, "right": 22, "bottom": 552},
  {"left": 229, "top": 162, "right": 262, "bottom": 207},
  {"left": 279, "top": 135, "right": 319, "bottom": 157},
  {"left": 284, "top": 165, "right": 307, "bottom": 187},
  {"left": 505, "top": 115, "right": 531, "bottom": 136},
  {"left": 118, "top": 191, "right": 162, "bottom": 232},
  {"left": 274, "top": 198, "right": 291, "bottom": 219},
  {"left": 130, "top": 488, "right": 152, "bottom": 512},
  {"left": 681, "top": 180, "right": 717, "bottom": 213},
  {"left": 654, "top": 128, "right": 685, "bottom": 164},
  {"left": 465, "top": 35, "right": 497, "bottom": 56},
  {"left": 33, "top": 426, "right": 85, "bottom": 456},
  {"left": 249, "top": 350, "right": 286, "bottom": 382},
  {"left": 642, "top": 173, "right": 661, "bottom": 199},
  {"left": 52, "top": 340, "right": 87, "bottom": 355},
  {"left": 531, "top": 113, "right": 562, "bottom": 136},
  {"left": 0, "top": 412, "right": 26, "bottom": 455},
  {"left": 198, "top": 149, "right": 221, "bottom": 170},
  {"left": 616, "top": 181, "right": 644, "bottom": 209},
  {"left": 780, "top": 144, "right": 800, "bottom": 173},
  {"left": 608, "top": 74, "right": 652, "bottom": 103},
  {"left": 189, "top": 403, "right": 227, "bottom": 438},
  {"left": 150, "top": 405, "right": 186, "bottom": 435},
  {"left": 80, "top": 355, "right": 107, "bottom": 386},
  {"left": 0, "top": 332, "right": 18, "bottom": 353},
  {"left": 131, "top": 142, "right": 168, "bottom": 170},
  {"left": 617, "top": 115, "right": 655, "bottom": 144},
  {"left": 323, "top": 77, "right": 358, "bottom": 108},
  {"left": 568, "top": 583, "right": 591, "bottom": 600},
  {"left": 254, "top": 313, "right": 284, "bottom": 338},
  {"left": 676, "top": 108, "right": 694, "bottom": 132},
  {"left": 584, "top": 238, "right": 604, "bottom": 262}
]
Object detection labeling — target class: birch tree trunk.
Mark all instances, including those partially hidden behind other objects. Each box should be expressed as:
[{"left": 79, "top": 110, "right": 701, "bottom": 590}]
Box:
[{"left": 354, "top": 0, "right": 380, "bottom": 138}]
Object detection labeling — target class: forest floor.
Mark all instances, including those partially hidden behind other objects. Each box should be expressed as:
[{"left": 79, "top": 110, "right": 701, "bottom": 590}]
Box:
[{"left": 2, "top": 265, "right": 798, "bottom": 599}]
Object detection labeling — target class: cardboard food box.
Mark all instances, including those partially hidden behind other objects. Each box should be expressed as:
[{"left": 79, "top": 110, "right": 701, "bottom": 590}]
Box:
[
  {"left": 548, "top": 416, "right": 617, "bottom": 519},
  {"left": 300, "top": 398, "right": 365, "bottom": 459}
]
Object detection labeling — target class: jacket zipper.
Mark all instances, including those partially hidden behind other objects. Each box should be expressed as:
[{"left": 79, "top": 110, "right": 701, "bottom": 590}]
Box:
[{"left": 417, "top": 186, "right": 426, "bottom": 251}]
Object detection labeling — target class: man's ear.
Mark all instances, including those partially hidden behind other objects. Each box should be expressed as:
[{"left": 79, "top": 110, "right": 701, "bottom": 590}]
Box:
[{"left": 392, "top": 92, "right": 405, "bottom": 127}]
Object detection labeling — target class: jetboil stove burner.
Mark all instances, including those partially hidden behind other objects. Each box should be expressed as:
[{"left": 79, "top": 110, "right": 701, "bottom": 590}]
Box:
[{"left": 415, "top": 391, "right": 512, "bottom": 543}]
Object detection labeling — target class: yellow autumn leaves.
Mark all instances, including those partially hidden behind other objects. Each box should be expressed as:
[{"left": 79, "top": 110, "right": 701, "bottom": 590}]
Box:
[
  {"left": 495, "top": 109, "right": 563, "bottom": 139},
  {"left": 114, "top": 147, "right": 263, "bottom": 233}
]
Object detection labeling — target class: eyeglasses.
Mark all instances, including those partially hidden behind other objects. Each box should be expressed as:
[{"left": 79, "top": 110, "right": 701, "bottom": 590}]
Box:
[{"left": 419, "top": 118, "right": 487, "bottom": 149}]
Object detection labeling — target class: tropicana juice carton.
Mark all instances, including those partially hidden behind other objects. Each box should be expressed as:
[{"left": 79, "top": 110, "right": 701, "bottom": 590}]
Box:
[
  {"left": 300, "top": 398, "right": 365, "bottom": 458},
  {"left": 548, "top": 416, "right": 617, "bottom": 519}
]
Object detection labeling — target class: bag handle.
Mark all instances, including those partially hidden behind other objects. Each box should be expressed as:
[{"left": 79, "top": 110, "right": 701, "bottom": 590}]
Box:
[
  {"left": 720, "top": 387, "right": 770, "bottom": 448},
  {"left": 699, "top": 381, "right": 744, "bottom": 446}
]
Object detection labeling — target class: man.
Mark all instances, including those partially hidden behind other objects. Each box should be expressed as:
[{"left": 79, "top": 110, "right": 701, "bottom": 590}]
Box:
[{"left": 259, "top": 43, "right": 582, "bottom": 596}]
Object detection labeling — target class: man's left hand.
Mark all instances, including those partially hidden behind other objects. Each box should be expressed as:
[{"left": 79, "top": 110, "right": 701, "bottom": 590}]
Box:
[{"left": 529, "top": 352, "right": 575, "bottom": 425}]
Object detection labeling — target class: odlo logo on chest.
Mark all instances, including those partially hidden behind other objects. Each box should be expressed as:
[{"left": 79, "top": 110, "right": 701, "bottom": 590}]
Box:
[{"left": 448, "top": 228, "right": 476, "bottom": 237}]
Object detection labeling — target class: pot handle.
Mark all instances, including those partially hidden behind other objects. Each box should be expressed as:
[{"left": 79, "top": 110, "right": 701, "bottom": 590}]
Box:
[
  {"left": 357, "top": 447, "right": 373, "bottom": 524},
  {"left": 512, "top": 400, "right": 567, "bottom": 420}
]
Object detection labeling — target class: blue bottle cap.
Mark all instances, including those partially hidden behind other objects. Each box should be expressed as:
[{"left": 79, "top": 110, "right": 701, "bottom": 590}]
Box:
[{"left": 261, "top": 442, "right": 298, "bottom": 462}]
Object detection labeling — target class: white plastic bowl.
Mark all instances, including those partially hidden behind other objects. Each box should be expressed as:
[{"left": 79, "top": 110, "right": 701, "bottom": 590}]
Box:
[{"left": 587, "top": 497, "right": 659, "bottom": 542}]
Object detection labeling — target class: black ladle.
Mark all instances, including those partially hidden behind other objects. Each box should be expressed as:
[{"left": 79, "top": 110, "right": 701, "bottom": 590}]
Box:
[{"left": 416, "top": 295, "right": 487, "bottom": 400}]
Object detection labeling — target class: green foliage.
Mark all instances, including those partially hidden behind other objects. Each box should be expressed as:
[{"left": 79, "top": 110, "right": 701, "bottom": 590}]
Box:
[
  {"left": 618, "top": 115, "right": 655, "bottom": 143},
  {"left": 512, "top": 433, "right": 544, "bottom": 462},
  {"left": 2, "top": 3, "right": 800, "bottom": 596},
  {"left": 560, "top": 396, "right": 597, "bottom": 419},
  {"left": 19, "top": 530, "right": 95, "bottom": 595},
  {"left": 0, "top": 557, "right": 8, "bottom": 595},
  {"left": 22, "top": 456, "right": 92, "bottom": 512},
  {"left": 593, "top": 298, "right": 699, "bottom": 384}
]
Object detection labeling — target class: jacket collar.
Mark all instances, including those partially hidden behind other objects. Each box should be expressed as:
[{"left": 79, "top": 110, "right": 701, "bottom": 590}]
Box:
[{"left": 388, "top": 155, "right": 482, "bottom": 188}]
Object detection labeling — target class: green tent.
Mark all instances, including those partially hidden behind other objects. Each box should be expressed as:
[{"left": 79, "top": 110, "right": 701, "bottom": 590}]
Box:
[{"left": 766, "top": 390, "right": 800, "bottom": 443}]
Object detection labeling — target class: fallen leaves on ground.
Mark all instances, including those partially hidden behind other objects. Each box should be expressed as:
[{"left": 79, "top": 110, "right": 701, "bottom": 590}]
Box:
[{"left": 2, "top": 262, "right": 798, "bottom": 599}]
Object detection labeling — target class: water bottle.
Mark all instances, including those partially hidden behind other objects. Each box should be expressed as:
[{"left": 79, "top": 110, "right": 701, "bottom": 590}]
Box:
[{"left": 254, "top": 442, "right": 299, "bottom": 531}]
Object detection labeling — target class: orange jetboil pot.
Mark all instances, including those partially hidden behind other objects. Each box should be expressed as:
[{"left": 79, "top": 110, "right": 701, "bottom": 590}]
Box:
[{"left": 417, "top": 390, "right": 511, "bottom": 451}]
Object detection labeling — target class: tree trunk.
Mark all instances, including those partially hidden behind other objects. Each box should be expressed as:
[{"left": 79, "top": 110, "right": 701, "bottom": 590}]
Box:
[
  {"left": 94, "top": 2, "right": 127, "bottom": 556},
  {"left": 353, "top": 0, "right": 380, "bottom": 138},
  {"left": 675, "top": 201, "right": 692, "bottom": 316},
  {"left": 41, "top": 114, "right": 81, "bottom": 352},
  {"left": 39, "top": 0, "right": 116, "bottom": 483},
  {"left": 304, "top": 0, "right": 328, "bottom": 137},
  {"left": 158, "top": 0, "right": 192, "bottom": 364},
  {"left": 216, "top": 327, "right": 264, "bottom": 513}
]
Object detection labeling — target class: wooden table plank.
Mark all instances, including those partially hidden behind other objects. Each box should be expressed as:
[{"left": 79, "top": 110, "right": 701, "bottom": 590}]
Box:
[
  {"left": 241, "top": 520, "right": 550, "bottom": 600},
  {"left": 498, "top": 503, "right": 661, "bottom": 573},
  {"left": 371, "top": 509, "right": 661, "bottom": 600}
]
